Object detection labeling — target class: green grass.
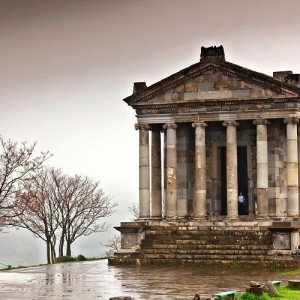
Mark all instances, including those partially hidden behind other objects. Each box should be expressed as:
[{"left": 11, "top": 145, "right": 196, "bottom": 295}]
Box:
[
  {"left": 0, "top": 257, "right": 105, "bottom": 271},
  {"left": 230, "top": 263, "right": 242, "bottom": 269},
  {"left": 282, "top": 268, "right": 300, "bottom": 276},
  {"left": 0, "top": 263, "right": 48, "bottom": 271},
  {"left": 237, "top": 286, "right": 300, "bottom": 300},
  {"left": 237, "top": 292, "right": 271, "bottom": 300}
]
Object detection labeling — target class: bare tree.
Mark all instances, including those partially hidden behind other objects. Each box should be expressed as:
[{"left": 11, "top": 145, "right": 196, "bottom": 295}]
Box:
[
  {"left": 101, "top": 202, "right": 139, "bottom": 258},
  {"left": 14, "top": 167, "right": 117, "bottom": 262},
  {"left": 128, "top": 202, "right": 139, "bottom": 220},
  {"left": 101, "top": 234, "right": 121, "bottom": 257},
  {"left": 15, "top": 170, "right": 59, "bottom": 264},
  {"left": 57, "top": 174, "right": 117, "bottom": 257},
  {"left": 0, "top": 137, "right": 51, "bottom": 227}
]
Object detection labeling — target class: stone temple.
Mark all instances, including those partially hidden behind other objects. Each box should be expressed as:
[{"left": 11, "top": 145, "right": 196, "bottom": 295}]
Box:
[{"left": 110, "top": 46, "right": 300, "bottom": 267}]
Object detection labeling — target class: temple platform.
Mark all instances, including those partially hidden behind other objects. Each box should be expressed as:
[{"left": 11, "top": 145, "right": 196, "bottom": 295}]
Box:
[{"left": 109, "top": 219, "right": 300, "bottom": 267}]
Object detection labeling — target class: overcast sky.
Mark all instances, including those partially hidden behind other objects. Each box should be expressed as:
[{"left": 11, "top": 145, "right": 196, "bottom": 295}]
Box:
[{"left": 1, "top": 0, "right": 300, "bottom": 266}]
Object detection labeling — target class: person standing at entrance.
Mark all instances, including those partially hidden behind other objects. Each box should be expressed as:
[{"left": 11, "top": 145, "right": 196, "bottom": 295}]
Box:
[{"left": 238, "top": 193, "right": 246, "bottom": 215}]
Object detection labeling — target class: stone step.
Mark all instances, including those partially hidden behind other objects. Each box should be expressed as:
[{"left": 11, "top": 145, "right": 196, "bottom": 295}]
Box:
[
  {"left": 143, "top": 238, "right": 272, "bottom": 244},
  {"left": 131, "top": 258, "right": 299, "bottom": 267},
  {"left": 146, "top": 244, "right": 272, "bottom": 250},
  {"left": 142, "top": 238, "right": 272, "bottom": 247},
  {"left": 118, "top": 225, "right": 276, "bottom": 266},
  {"left": 144, "top": 230, "right": 272, "bottom": 237},
  {"left": 141, "top": 253, "right": 270, "bottom": 261},
  {"left": 141, "top": 245, "right": 271, "bottom": 252},
  {"left": 145, "top": 231, "right": 272, "bottom": 238},
  {"left": 146, "top": 231, "right": 271, "bottom": 238},
  {"left": 144, "top": 233, "right": 272, "bottom": 239},
  {"left": 141, "top": 248, "right": 268, "bottom": 255},
  {"left": 110, "top": 257, "right": 300, "bottom": 268},
  {"left": 145, "top": 228, "right": 271, "bottom": 234}
]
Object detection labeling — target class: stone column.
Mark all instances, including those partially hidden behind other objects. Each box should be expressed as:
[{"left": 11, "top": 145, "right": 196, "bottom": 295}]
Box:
[
  {"left": 135, "top": 123, "right": 150, "bottom": 219},
  {"left": 223, "top": 121, "right": 239, "bottom": 218},
  {"left": 284, "top": 118, "right": 299, "bottom": 217},
  {"left": 298, "top": 124, "right": 300, "bottom": 215},
  {"left": 163, "top": 122, "right": 177, "bottom": 218},
  {"left": 192, "top": 121, "right": 207, "bottom": 218},
  {"left": 254, "top": 119, "right": 269, "bottom": 218},
  {"left": 151, "top": 129, "right": 162, "bottom": 218},
  {"left": 291, "top": 231, "right": 300, "bottom": 251}
]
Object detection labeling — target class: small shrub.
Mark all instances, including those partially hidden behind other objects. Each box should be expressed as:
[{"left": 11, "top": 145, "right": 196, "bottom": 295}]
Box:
[
  {"left": 77, "top": 254, "right": 86, "bottom": 261},
  {"left": 230, "top": 263, "right": 241, "bottom": 269},
  {"left": 56, "top": 256, "right": 76, "bottom": 263},
  {"left": 238, "top": 292, "right": 271, "bottom": 300}
]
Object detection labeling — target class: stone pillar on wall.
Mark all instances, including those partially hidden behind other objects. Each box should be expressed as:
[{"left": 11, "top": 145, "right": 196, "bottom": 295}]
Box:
[
  {"left": 163, "top": 122, "right": 178, "bottom": 218},
  {"left": 192, "top": 121, "right": 207, "bottom": 218},
  {"left": 151, "top": 129, "right": 162, "bottom": 218},
  {"left": 135, "top": 123, "right": 150, "bottom": 219},
  {"left": 254, "top": 119, "right": 269, "bottom": 218},
  {"left": 223, "top": 121, "right": 239, "bottom": 218},
  {"left": 284, "top": 118, "right": 299, "bottom": 217},
  {"left": 177, "top": 125, "right": 190, "bottom": 217}
]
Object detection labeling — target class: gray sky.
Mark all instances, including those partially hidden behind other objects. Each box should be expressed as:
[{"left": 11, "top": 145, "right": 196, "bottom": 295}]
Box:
[{"left": 1, "top": 0, "right": 300, "bottom": 266}]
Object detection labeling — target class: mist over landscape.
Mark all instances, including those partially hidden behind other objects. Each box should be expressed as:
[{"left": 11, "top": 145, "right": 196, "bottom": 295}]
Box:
[{"left": 1, "top": 0, "right": 300, "bottom": 267}]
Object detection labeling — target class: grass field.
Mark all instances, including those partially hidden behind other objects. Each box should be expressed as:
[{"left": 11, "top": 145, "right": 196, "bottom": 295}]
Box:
[{"left": 237, "top": 286, "right": 300, "bottom": 300}]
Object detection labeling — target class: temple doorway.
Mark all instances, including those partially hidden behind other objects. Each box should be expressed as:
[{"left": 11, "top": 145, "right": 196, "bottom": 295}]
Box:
[
  {"left": 237, "top": 146, "right": 248, "bottom": 215},
  {"left": 219, "top": 146, "right": 249, "bottom": 216}
]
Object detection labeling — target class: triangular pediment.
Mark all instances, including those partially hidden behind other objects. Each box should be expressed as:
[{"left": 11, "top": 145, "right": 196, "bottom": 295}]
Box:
[{"left": 124, "top": 61, "right": 300, "bottom": 107}]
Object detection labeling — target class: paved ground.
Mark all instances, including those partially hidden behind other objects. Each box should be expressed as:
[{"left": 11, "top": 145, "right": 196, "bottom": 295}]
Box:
[{"left": 0, "top": 259, "right": 295, "bottom": 299}]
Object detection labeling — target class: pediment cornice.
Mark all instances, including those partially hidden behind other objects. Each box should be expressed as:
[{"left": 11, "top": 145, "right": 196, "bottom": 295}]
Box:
[{"left": 124, "top": 60, "right": 300, "bottom": 106}]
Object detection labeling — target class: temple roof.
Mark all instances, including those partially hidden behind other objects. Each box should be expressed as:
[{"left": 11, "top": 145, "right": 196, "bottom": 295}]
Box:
[{"left": 124, "top": 46, "right": 300, "bottom": 109}]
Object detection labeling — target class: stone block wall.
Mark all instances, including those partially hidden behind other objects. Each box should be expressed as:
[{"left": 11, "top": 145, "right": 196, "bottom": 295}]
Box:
[
  {"left": 268, "top": 120, "right": 287, "bottom": 217},
  {"left": 148, "top": 70, "right": 279, "bottom": 105},
  {"left": 159, "top": 118, "right": 291, "bottom": 218},
  {"left": 206, "top": 126, "right": 226, "bottom": 215},
  {"left": 205, "top": 123, "right": 256, "bottom": 216},
  {"left": 177, "top": 124, "right": 195, "bottom": 216}
]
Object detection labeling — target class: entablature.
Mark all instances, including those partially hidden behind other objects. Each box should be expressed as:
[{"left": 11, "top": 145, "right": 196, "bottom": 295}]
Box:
[
  {"left": 135, "top": 97, "right": 300, "bottom": 117},
  {"left": 137, "top": 108, "right": 299, "bottom": 125}
]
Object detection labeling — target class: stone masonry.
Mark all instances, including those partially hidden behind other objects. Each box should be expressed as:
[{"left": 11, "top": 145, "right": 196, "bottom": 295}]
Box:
[{"left": 110, "top": 46, "right": 300, "bottom": 266}]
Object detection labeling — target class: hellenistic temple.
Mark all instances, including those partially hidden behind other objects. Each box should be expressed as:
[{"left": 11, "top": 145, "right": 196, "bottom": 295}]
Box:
[{"left": 110, "top": 46, "right": 300, "bottom": 266}]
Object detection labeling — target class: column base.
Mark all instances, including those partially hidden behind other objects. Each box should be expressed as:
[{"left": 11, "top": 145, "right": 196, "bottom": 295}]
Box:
[
  {"left": 255, "top": 215, "right": 270, "bottom": 220},
  {"left": 165, "top": 216, "right": 178, "bottom": 221},
  {"left": 225, "top": 215, "right": 238, "bottom": 221},
  {"left": 287, "top": 215, "right": 300, "bottom": 219},
  {"left": 151, "top": 216, "right": 163, "bottom": 220},
  {"left": 176, "top": 216, "right": 190, "bottom": 220},
  {"left": 193, "top": 216, "right": 207, "bottom": 221},
  {"left": 286, "top": 216, "right": 300, "bottom": 221},
  {"left": 137, "top": 217, "right": 151, "bottom": 221}
]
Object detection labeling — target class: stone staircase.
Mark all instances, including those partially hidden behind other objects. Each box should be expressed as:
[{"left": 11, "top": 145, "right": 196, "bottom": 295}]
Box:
[
  {"left": 138, "top": 225, "right": 273, "bottom": 266},
  {"left": 110, "top": 221, "right": 300, "bottom": 267}
]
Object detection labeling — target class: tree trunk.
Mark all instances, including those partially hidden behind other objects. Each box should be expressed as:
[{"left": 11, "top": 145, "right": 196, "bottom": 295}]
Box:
[
  {"left": 50, "top": 241, "right": 57, "bottom": 263},
  {"left": 46, "top": 240, "right": 51, "bottom": 264},
  {"left": 66, "top": 240, "right": 72, "bottom": 257},
  {"left": 59, "top": 234, "right": 64, "bottom": 257}
]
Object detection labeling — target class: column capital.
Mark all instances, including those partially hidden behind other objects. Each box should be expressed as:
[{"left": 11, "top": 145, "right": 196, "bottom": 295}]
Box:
[
  {"left": 223, "top": 120, "right": 239, "bottom": 127},
  {"left": 192, "top": 121, "right": 208, "bottom": 128},
  {"left": 163, "top": 122, "right": 177, "bottom": 130},
  {"left": 135, "top": 123, "right": 151, "bottom": 131},
  {"left": 284, "top": 117, "right": 299, "bottom": 124},
  {"left": 253, "top": 119, "right": 270, "bottom": 125}
]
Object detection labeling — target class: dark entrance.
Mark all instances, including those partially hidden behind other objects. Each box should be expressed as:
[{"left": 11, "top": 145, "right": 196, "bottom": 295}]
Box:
[
  {"left": 219, "top": 146, "right": 248, "bottom": 215},
  {"left": 220, "top": 147, "right": 227, "bottom": 215},
  {"left": 237, "top": 146, "right": 248, "bottom": 215}
]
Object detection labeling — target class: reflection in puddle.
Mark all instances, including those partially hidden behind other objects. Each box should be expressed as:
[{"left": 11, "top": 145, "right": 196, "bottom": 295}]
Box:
[{"left": 0, "top": 260, "right": 298, "bottom": 299}]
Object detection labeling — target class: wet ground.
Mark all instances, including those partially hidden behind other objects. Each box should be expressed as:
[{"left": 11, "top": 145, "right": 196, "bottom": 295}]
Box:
[{"left": 0, "top": 259, "right": 299, "bottom": 299}]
